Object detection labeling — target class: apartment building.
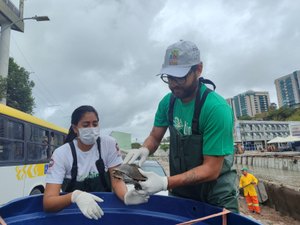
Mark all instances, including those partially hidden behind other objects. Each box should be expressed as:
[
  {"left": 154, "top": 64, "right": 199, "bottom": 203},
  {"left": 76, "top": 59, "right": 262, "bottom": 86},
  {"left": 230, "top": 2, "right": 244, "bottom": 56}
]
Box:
[
  {"left": 275, "top": 70, "right": 300, "bottom": 108},
  {"left": 227, "top": 90, "right": 270, "bottom": 119}
]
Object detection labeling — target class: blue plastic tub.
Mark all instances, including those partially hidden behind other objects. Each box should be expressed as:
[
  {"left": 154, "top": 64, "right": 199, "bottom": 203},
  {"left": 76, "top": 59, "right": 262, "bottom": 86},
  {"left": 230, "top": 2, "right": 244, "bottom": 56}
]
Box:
[{"left": 0, "top": 193, "right": 261, "bottom": 225}]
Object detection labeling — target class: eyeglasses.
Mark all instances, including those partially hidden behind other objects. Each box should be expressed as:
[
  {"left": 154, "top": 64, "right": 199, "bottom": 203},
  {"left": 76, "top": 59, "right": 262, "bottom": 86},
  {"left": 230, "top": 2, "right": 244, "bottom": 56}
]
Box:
[{"left": 160, "top": 70, "right": 193, "bottom": 85}]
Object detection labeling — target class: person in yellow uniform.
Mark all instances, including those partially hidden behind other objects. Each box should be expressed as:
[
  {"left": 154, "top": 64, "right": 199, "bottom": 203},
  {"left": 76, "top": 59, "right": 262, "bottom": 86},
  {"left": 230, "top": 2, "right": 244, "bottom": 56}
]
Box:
[{"left": 239, "top": 167, "right": 261, "bottom": 214}]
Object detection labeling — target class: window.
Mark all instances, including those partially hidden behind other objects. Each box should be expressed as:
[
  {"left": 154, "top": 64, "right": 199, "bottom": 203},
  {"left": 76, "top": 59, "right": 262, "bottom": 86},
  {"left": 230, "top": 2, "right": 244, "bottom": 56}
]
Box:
[
  {"left": 49, "top": 132, "right": 65, "bottom": 155},
  {"left": 0, "top": 117, "right": 4, "bottom": 137},
  {"left": 7, "top": 120, "right": 23, "bottom": 140},
  {"left": 0, "top": 140, "right": 24, "bottom": 162},
  {"left": 0, "top": 140, "right": 10, "bottom": 161},
  {"left": 28, "top": 126, "right": 49, "bottom": 161},
  {"left": 27, "top": 142, "right": 48, "bottom": 161},
  {"left": 12, "top": 142, "right": 24, "bottom": 161},
  {"left": 0, "top": 117, "right": 24, "bottom": 140},
  {"left": 29, "top": 126, "right": 47, "bottom": 143}
]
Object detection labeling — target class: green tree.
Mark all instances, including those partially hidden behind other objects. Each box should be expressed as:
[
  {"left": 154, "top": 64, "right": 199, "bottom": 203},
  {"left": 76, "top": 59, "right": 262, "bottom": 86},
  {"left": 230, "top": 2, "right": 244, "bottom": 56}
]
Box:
[
  {"left": 160, "top": 143, "right": 169, "bottom": 151},
  {"left": 6, "top": 58, "right": 35, "bottom": 114},
  {"left": 238, "top": 115, "right": 253, "bottom": 120},
  {"left": 274, "top": 107, "right": 295, "bottom": 120},
  {"left": 131, "top": 142, "right": 141, "bottom": 149},
  {"left": 0, "top": 76, "right": 7, "bottom": 100}
]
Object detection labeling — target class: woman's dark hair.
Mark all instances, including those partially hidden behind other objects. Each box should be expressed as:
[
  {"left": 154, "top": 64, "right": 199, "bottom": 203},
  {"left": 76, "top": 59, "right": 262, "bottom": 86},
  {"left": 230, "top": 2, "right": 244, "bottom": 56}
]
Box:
[{"left": 64, "top": 105, "right": 99, "bottom": 143}]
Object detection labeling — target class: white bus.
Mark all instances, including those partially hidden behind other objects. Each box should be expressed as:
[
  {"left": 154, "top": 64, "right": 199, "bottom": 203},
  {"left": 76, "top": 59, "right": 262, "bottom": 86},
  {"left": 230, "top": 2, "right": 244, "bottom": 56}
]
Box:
[{"left": 0, "top": 104, "right": 68, "bottom": 205}]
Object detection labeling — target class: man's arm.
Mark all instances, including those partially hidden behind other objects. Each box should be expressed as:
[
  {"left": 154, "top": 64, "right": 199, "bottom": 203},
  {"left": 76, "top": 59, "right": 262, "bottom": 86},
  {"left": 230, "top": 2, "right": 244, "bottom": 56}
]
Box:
[
  {"left": 138, "top": 154, "right": 225, "bottom": 194},
  {"left": 167, "top": 155, "right": 224, "bottom": 189},
  {"left": 143, "top": 126, "right": 168, "bottom": 154},
  {"left": 123, "top": 126, "right": 168, "bottom": 166}
]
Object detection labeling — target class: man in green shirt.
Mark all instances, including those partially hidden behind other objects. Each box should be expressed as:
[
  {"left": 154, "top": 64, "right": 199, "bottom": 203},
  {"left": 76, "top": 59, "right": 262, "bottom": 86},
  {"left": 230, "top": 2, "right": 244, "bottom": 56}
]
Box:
[{"left": 124, "top": 40, "right": 238, "bottom": 212}]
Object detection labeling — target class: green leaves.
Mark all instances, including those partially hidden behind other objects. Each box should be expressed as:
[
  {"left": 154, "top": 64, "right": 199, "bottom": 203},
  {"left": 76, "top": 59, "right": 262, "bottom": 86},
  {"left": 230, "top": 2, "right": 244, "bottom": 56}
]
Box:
[
  {"left": 0, "top": 76, "right": 7, "bottom": 100},
  {"left": 4, "top": 58, "right": 35, "bottom": 114}
]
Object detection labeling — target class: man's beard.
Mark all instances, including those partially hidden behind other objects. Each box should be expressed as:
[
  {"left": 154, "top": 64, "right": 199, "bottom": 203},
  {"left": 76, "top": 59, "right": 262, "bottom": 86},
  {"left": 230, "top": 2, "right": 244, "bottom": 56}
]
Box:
[{"left": 170, "top": 80, "right": 198, "bottom": 100}]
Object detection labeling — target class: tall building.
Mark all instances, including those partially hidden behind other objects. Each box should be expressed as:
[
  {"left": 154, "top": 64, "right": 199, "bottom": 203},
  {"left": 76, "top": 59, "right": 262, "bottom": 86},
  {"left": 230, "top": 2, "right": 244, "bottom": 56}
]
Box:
[
  {"left": 275, "top": 70, "right": 300, "bottom": 108},
  {"left": 228, "top": 90, "right": 270, "bottom": 118}
]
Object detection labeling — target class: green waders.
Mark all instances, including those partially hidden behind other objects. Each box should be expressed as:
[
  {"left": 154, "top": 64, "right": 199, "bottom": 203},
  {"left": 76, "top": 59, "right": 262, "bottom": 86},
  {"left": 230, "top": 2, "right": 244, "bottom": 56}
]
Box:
[{"left": 168, "top": 88, "right": 239, "bottom": 213}]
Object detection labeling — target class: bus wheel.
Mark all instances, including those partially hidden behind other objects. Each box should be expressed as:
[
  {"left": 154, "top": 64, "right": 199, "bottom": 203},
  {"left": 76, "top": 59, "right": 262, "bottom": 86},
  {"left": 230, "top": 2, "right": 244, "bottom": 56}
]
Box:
[{"left": 30, "top": 188, "right": 42, "bottom": 195}]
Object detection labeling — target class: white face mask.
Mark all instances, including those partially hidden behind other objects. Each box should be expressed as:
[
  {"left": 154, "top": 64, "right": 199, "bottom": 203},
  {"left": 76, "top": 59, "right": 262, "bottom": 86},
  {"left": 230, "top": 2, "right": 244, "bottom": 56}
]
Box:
[{"left": 78, "top": 127, "right": 100, "bottom": 145}]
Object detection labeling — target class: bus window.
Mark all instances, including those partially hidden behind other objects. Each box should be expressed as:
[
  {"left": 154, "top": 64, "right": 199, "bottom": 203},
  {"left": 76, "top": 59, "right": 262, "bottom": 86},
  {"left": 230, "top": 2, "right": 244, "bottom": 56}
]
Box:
[
  {"left": 49, "top": 132, "right": 65, "bottom": 155},
  {"left": 27, "top": 142, "right": 48, "bottom": 161},
  {"left": 0, "top": 117, "right": 24, "bottom": 140},
  {"left": 0, "top": 140, "right": 10, "bottom": 161},
  {"left": 7, "top": 120, "right": 24, "bottom": 140},
  {"left": 0, "top": 140, "right": 23, "bottom": 162},
  {"left": 13, "top": 142, "right": 24, "bottom": 161},
  {"left": 28, "top": 126, "right": 49, "bottom": 161},
  {"left": 30, "top": 126, "right": 46, "bottom": 143},
  {"left": 0, "top": 117, "right": 4, "bottom": 137}
]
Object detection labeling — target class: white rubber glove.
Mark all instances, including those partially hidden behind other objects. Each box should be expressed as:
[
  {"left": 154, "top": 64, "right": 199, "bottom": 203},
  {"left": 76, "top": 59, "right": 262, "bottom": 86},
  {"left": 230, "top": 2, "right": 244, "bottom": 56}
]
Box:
[
  {"left": 138, "top": 169, "right": 168, "bottom": 195},
  {"left": 123, "top": 147, "right": 150, "bottom": 167},
  {"left": 124, "top": 189, "right": 150, "bottom": 205},
  {"left": 71, "top": 190, "right": 104, "bottom": 220}
]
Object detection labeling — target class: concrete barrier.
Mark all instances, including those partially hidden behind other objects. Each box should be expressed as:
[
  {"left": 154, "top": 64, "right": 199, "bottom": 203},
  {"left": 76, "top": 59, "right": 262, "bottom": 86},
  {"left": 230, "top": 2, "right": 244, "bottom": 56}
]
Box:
[
  {"left": 264, "top": 181, "right": 300, "bottom": 221},
  {"left": 235, "top": 152, "right": 300, "bottom": 172}
]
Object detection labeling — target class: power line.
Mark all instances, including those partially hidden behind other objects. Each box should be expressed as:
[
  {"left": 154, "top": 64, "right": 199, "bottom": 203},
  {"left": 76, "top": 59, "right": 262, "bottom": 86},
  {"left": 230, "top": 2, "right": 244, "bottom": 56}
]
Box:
[{"left": 10, "top": 35, "right": 66, "bottom": 117}]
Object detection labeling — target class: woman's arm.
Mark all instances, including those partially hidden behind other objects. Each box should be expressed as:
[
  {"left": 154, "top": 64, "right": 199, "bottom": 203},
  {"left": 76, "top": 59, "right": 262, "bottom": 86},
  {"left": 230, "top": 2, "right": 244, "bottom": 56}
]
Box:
[
  {"left": 0, "top": 216, "right": 7, "bottom": 225},
  {"left": 109, "top": 165, "right": 150, "bottom": 205},
  {"left": 43, "top": 183, "right": 72, "bottom": 212},
  {"left": 108, "top": 166, "right": 128, "bottom": 201}
]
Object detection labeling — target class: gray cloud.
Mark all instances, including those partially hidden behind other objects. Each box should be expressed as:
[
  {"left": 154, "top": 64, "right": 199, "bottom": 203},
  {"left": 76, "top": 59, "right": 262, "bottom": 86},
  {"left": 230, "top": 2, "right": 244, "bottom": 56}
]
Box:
[{"left": 8, "top": 0, "right": 300, "bottom": 141}]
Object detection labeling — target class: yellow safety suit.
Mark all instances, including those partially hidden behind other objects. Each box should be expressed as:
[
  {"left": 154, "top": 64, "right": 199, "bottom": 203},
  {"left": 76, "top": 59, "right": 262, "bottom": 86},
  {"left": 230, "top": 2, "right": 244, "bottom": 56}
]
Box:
[{"left": 239, "top": 173, "right": 258, "bottom": 196}]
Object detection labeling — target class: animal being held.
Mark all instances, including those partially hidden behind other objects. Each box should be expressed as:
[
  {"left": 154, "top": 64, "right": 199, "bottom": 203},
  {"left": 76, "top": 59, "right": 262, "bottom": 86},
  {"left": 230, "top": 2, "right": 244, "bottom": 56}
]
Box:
[{"left": 112, "top": 164, "right": 147, "bottom": 190}]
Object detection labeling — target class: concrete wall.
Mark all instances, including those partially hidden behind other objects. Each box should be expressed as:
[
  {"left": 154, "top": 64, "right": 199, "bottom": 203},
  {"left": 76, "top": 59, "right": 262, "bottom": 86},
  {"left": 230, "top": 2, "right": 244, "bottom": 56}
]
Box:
[
  {"left": 235, "top": 154, "right": 300, "bottom": 172},
  {"left": 264, "top": 181, "right": 300, "bottom": 221}
]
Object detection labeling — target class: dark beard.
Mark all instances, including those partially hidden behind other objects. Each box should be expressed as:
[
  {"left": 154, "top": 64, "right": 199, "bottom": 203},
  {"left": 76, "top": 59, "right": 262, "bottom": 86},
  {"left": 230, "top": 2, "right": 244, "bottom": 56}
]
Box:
[{"left": 170, "top": 79, "right": 199, "bottom": 100}]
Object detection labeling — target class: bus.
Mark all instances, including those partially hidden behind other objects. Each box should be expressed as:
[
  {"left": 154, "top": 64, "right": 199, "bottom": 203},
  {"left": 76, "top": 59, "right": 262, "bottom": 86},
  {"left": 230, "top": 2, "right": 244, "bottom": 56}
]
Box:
[{"left": 0, "top": 104, "right": 68, "bottom": 205}]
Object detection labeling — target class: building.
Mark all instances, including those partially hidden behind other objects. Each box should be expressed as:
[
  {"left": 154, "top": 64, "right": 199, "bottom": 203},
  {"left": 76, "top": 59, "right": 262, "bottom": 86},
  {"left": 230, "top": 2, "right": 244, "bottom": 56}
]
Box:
[
  {"left": 275, "top": 70, "right": 300, "bottom": 108},
  {"left": 227, "top": 90, "right": 270, "bottom": 118},
  {"left": 234, "top": 120, "right": 300, "bottom": 151},
  {"left": 110, "top": 131, "right": 131, "bottom": 150}
]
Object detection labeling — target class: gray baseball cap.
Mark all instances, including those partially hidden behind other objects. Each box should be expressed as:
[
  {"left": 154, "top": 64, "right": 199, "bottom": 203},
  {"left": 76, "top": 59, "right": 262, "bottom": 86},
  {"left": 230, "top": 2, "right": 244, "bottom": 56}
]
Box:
[{"left": 158, "top": 40, "right": 201, "bottom": 78}]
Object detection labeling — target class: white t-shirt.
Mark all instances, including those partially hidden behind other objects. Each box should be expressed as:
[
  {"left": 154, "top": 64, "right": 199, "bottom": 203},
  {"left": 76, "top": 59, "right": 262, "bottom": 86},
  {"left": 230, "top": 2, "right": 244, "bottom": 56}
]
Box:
[{"left": 46, "top": 135, "right": 123, "bottom": 184}]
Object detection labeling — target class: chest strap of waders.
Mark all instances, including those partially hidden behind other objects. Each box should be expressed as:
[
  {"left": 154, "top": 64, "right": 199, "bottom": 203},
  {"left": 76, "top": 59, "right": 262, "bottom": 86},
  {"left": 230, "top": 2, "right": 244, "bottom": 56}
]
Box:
[
  {"left": 95, "top": 137, "right": 110, "bottom": 191},
  {"left": 67, "top": 137, "right": 109, "bottom": 192},
  {"left": 199, "top": 77, "right": 216, "bottom": 90},
  {"left": 168, "top": 85, "right": 212, "bottom": 135}
]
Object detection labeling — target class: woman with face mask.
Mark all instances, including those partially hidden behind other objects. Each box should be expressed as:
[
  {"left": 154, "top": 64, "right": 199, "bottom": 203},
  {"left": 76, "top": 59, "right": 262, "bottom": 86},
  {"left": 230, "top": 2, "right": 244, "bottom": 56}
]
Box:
[{"left": 43, "top": 105, "right": 149, "bottom": 220}]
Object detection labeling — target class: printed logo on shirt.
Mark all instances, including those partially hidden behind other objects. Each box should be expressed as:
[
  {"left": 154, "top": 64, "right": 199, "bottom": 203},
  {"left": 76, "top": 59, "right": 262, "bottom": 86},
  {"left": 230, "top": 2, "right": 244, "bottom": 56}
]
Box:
[
  {"left": 174, "top": 117, "right": 191, "bottom": 135},
  {"left": 49, "top": 158, "right": 54, "bottom": 168},
  {"left": 78, "top": 172, "right": 99, "bottom": 182}
]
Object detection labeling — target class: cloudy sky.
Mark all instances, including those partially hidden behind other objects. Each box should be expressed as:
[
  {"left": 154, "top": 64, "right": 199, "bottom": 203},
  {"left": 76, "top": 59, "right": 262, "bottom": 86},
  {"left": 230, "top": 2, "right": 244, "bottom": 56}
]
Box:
[{"left": 6, "top": 0, "right": 300, "bottom": 142}]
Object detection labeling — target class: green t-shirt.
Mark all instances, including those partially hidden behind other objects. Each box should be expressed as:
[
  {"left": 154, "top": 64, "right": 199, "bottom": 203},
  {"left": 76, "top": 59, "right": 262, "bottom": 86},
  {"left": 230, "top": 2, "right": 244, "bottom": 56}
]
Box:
[{"left": 154, "top": 84, "right": 234, "bottom": 156}]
